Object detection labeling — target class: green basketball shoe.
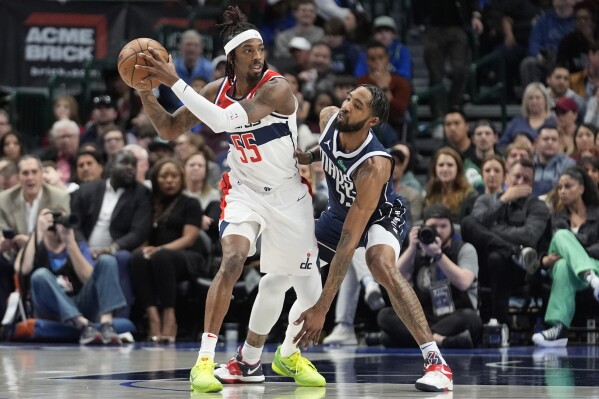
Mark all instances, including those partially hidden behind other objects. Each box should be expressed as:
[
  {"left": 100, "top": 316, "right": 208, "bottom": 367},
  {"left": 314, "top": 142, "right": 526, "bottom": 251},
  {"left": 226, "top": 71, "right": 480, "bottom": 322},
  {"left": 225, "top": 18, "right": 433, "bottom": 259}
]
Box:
[{"left": 271, "top": 346, "right": 326, "bottom": 387}]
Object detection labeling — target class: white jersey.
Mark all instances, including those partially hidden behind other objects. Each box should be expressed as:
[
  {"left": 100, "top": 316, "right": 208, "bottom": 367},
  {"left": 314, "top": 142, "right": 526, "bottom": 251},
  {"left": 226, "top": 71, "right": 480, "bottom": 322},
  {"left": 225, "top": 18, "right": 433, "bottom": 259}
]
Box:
[{"left": 214, "top": 69, "right": 299, "bottom": 192}]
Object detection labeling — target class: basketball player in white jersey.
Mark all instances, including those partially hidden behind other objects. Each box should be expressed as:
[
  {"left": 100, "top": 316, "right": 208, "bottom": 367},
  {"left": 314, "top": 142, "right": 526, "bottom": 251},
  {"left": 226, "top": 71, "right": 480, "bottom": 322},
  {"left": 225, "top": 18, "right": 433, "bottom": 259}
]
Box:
[
  {"left": 135, "top": 6, "right": 325, "bottom": 394},
  {"left": 293, "top": 85, "right": 455, "bottom": 392}
]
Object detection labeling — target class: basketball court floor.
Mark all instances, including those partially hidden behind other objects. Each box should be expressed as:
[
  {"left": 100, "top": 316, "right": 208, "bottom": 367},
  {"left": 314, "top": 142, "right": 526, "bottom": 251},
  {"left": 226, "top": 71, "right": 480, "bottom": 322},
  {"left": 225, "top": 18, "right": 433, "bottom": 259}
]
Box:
[{"left": 1, "top": 342, "right": 597, "bottom": 398}]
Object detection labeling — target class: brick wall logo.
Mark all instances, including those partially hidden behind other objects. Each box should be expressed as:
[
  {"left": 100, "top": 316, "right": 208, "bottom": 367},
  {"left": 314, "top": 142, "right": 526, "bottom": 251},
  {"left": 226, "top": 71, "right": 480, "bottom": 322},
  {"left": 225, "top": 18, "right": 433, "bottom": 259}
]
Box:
[{"left": 24, "top": 12, "right": 107, "bottom": 79}]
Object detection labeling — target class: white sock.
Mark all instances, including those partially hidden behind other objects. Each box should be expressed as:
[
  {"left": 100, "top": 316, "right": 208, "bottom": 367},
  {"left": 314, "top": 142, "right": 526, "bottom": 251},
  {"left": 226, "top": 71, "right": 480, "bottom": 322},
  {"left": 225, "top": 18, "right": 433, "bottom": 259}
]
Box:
[
  {"left": 240, "top": 342, "right": 263, "bottom": 365},
  {"left": 197, "top": 332, "right": 218, "bottom": 362},
  {"left": 585, "top": 271, "right": 599, "bottom": 289},
  {"left": 361, "top": 275, "right": 375, "bottom": 287},
  {"left": 419, "top": 341, "right": 447, "bottom": 365}
]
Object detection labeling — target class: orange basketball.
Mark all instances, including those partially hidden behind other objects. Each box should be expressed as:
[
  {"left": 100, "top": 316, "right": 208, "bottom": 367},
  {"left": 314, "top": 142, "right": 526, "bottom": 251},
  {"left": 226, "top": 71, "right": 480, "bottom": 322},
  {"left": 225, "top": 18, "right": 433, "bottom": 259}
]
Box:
[{"left": 117, "top": 38, "right": 169, "bottom": 90}]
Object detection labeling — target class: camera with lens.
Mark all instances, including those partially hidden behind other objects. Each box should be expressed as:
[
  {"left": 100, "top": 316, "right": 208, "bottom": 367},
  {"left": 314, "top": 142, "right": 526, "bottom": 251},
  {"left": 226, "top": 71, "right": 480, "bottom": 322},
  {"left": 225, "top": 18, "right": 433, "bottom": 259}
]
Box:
[
  {"left": 48, "top": 210, "right": 79, "bottom": 231},
  {"left": 417, "top": 225, "right": 437, "bottom": 245}
]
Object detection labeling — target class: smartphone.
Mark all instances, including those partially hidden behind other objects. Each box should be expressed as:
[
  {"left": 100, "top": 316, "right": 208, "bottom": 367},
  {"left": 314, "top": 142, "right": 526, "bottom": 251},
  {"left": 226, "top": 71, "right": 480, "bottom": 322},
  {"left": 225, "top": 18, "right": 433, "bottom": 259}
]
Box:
[{"left": 2, "top": 228, "right": 15, "bottom": 240}]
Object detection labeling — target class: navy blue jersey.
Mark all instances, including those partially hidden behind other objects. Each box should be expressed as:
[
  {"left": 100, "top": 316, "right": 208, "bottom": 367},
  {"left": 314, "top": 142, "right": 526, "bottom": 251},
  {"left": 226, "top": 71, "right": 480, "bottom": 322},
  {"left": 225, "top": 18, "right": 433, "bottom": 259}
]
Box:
[
  {"left": 315, "top": 112, "right": 408, "bottom": 257},
  {"left": 319, "top": 112, "right": 397, "bottom": 220}
]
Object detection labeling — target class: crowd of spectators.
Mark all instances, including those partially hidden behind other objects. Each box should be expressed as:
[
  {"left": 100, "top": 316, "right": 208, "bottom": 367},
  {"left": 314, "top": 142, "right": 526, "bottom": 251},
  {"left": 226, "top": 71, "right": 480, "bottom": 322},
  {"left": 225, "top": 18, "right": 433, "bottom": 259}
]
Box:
[{"left": 1, "top": 0, "right": 599, "bottom": 348}]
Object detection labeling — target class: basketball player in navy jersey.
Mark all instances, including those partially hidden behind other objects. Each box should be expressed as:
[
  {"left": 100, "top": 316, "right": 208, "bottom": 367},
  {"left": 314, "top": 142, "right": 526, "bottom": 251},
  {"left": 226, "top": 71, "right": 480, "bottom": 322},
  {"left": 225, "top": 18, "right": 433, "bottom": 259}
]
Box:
[
  {"left": 294, "top": 84, "right": 454, "bottom": 392},
  {"left": 135, "top": 6, "right": 325, "bottom": 394}
]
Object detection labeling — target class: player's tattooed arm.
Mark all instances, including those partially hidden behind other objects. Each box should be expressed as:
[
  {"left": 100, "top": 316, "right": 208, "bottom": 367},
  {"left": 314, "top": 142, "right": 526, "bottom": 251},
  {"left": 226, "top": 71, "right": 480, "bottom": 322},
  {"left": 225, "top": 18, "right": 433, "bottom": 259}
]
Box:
[
  {"left": 138, "top": 82, "right": 219, "bottom": 141},
  {"left": 240, "top": 78, "right": 295, "bottom": 121}
]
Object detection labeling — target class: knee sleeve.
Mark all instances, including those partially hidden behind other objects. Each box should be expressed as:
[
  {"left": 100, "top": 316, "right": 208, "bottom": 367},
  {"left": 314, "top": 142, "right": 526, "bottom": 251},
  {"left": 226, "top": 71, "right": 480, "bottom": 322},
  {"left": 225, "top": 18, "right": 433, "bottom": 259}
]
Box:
[{"left": 248, "top": 274, "right": 293, "bottom": 335}]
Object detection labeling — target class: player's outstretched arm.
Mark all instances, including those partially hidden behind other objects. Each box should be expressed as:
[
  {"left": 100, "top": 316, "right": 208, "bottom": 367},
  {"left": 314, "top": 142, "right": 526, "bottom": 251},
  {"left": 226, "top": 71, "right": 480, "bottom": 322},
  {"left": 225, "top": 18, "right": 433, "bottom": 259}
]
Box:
[{"left": 294, "top": 156, "right": 392, "bottom": 348}]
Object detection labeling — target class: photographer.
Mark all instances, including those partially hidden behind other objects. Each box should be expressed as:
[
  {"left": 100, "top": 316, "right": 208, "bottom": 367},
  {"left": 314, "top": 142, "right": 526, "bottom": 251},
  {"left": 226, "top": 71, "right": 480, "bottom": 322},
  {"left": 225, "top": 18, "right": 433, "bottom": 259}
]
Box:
[
  {"left": 15, "top": 208, "right": 126, "bottom": 345},
  {"left": 372, "top": 204, "right": 482, "bottom": 348}
]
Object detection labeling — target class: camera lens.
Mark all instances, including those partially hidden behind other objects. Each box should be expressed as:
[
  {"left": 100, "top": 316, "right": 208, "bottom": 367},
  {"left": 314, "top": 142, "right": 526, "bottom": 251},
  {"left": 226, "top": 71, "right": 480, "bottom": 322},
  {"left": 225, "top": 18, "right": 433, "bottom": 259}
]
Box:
[{"left": 418, "top": 225, "right": 437, "bottom": 245}]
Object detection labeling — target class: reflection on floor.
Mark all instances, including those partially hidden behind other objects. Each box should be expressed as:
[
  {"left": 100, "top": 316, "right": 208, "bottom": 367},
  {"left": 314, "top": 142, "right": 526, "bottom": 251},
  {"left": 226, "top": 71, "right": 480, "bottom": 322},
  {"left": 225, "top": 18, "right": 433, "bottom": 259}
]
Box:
[{"left": 1, "top": 342, "right": 597, "bottom": 398}]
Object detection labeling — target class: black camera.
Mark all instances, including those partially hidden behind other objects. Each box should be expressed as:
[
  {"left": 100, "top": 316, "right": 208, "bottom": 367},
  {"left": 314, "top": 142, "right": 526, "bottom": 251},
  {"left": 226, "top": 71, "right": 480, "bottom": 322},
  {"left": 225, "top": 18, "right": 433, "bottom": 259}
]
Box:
[
  {"left": 48, "top": 210, "right": 79, "bottom": 231},
  {"left": 418, "top": 225, "right": 437, "bottom": 245}
]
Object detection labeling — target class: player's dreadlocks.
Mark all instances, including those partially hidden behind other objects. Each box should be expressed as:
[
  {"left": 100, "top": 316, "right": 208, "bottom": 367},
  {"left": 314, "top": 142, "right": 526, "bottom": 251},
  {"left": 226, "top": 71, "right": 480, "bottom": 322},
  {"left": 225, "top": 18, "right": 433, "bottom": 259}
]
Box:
[{"left": 218, "top": 6, "right": 268, "bottom": 85}]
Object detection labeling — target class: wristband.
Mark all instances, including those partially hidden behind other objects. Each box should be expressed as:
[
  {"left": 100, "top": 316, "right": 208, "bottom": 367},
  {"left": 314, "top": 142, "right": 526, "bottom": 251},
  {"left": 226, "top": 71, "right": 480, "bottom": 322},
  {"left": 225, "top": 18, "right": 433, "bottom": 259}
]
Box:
[{"left": 306, "top": 151, "right": 314, "bottom": 164}]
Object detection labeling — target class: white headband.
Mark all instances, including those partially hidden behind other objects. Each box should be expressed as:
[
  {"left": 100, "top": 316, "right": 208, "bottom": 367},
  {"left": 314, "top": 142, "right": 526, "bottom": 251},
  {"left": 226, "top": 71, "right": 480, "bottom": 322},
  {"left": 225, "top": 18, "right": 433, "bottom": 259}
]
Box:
[{"left": 224, "top": 29, "right": 263, "bottom": 56}]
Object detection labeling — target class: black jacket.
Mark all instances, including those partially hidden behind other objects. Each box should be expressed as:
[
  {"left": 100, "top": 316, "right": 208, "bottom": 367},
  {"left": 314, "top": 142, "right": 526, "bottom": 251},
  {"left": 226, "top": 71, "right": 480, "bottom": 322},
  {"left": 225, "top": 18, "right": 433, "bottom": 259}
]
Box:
[
  {"left": 70, "top": 180, "right": 151, "bottom": 251},
  {"left": 551, "top": 205, "right": 599, "bottom": 259}
]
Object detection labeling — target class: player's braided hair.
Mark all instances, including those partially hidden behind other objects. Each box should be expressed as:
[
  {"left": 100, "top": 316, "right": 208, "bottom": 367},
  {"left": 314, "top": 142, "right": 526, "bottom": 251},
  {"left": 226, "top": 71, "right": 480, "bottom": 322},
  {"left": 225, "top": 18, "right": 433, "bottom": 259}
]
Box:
[
  {"left": 357, "top": 84, "right": 389, "bottom": 126},
  {"left": 218, "top": 6, "right": 267, "bottom": 85}
]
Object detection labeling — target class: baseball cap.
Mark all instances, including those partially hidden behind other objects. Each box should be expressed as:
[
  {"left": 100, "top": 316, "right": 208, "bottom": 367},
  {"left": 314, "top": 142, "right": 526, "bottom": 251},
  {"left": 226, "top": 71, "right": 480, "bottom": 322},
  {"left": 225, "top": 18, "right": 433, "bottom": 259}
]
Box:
[
  {"left": 554, "top": 97, "right": 578, "bottom": 114},
  {"left": 289, "top": 37, "right": 311, "bottom": 52},
  {"left": 373, "top": 16, "right": 397, "bottom": 32},
  {"left": 148, "top": 137, "right": 174, "bottom": 152},
  {"left": 422, "top": 204, "right": 452, "bottom": 222},
  {"left": 212, "top": 55, "right": 227, "bottom": 69}
]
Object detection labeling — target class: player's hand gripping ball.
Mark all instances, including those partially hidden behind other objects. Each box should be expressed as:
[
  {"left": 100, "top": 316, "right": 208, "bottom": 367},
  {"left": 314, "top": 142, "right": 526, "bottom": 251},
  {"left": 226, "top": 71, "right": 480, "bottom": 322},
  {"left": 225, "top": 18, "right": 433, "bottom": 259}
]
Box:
[{"left": 117, "top": 38, "right": 168, "bottom": 90}]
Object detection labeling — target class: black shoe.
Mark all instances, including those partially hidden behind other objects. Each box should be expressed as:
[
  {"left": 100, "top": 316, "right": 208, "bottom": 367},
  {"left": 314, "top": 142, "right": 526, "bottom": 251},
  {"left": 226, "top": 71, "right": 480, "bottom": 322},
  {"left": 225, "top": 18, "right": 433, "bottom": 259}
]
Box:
[
  {"left": 512, "top": 246, "right": 540, "bottom": 276},
  {"left": 441, "top": 330, "right": 473, "bottom": 349},
  {"left": 365, "top": 332, "right": 383, "bottom": 346},
  {"left": 99, "top": 323, "right": 122, "bottom": 345},
  {"left": 532, "top": 323, "right": 568, "bottom": 347}
]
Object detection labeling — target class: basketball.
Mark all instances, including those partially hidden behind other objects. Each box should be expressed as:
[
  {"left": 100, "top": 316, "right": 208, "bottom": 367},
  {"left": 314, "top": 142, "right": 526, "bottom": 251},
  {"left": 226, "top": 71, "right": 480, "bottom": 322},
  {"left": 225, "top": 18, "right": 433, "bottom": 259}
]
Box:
[{"left": 117, "top": 38, "right": 169, "bottom": 90}]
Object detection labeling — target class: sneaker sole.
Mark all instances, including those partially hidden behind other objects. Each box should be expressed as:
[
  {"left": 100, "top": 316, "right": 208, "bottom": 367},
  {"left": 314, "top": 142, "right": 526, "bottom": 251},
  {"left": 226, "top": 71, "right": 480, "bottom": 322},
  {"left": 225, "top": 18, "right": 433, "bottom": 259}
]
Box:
[
  {"left": 189, "top": 381, "right": 223, "bottom": 393},
  {"left": 532, "top": 334, "right": 568, "bottom": 348},
  {"left": 415, "top": 381, "right": 453, "bottom": 392},
  {"left": 215, "top": 375, "right": 265, "bottom": 384},
  {"left": 523, "top": 250, "right": 540, "bottom": 275},
  {"left": 271, "top": 359, "right": 326, "bottom": 387}
]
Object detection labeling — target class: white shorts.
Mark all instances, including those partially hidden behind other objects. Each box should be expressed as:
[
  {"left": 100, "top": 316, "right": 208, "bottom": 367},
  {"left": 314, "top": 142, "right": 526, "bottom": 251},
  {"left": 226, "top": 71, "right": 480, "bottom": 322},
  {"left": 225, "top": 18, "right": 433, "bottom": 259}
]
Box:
[{"left": 218, "top": 172, "right": 319, "bottom": 276}]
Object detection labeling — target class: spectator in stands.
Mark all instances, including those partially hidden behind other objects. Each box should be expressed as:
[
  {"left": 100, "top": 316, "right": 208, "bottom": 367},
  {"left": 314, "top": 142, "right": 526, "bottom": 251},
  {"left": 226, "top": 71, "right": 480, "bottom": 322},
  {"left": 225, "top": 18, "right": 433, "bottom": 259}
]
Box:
[
  {"left": 571, "top": 42, "right": 599, "bottom": 99},
  {"left": 0, "top": 109, "right": 13, "bottom": 139},
  {"left": 423, "top": 0, "right": 483, "bottom": 119},
  {"left": 0, "top": 159, "right": 18, "bottom": 191},
  {"left": 533, "top": 166, "right": 599, "bottom": 347},
  {"left": 0, "top": 155, "right": 70, "bottom": 318},
  {"left": 464, "top": 120, "right": 499, "bottom": 193},
  {"left": 81, "top": 95, "right": 119, "bottom": 145},
  {"left": 313, "top": 0, "right": 364, "bottom": 28},
  {"left": 356, "top": 40, "right": 411, "bottom": 134},
  {"left": 423, "top": 147, "right": 475, "bottom": 223},
  {"left": 304, "top": 91, "right": 338, "bottom": 134},
  {"left": 390, "top": 142, "right": 422, "bottom": 193},
  {"left": 571, "top": 123, "right": 599, "bottom": 161},
  {"left": 299, "top": 42, "right": 335, "bottom": 101},
  {"left": 578, "top": 156, "right": 599, "bottom": 188},
  {"left": 545, "top": 65, "right": 586, "bottom": 116},
  {"left": 499, "top": 82, "right": 556, "bottom": 147},
  {"left": 184, "top": 150, "right": 221, "bottom": 234},
  {"left": 390, "top": 148, "right": 423, "bottom": 223},
  {"left": 70, "top": 150, "right": 152, "bottom": 318},
  {"left": 128, "top": 109, "right": 156, "bottom": 146},
  {"left": 373, "top": 204, "right": 481, "bottom": 349},
  {"left": 505, "top": 141, "right": 534, "bottom": 171},
  {"left": 102, "top": 126, "right": 127, "bottom": 161},
  {"left": 554, "top": 97, "right": 579, "bottom": 155},
  {"left": 486, "top": 0, "right": 540, "bottom": 101},
  {"left": 75, "top": 148, "right": 105, "bottom": 184},
  {"left": 354, "top": 16, "right": 412, "bottom": 81},
  {"left": 461, "top": 158, "right": 550, "bottom": 327},
  {"left": 130, "top": 158, "right": 206, "bottom": 343},
  {"left": 274, "top": 0, "right": 324, "bottom": 58},
  {"left": 443, "top": 109, "right": 476, "bottom": 162},
  {"left": 211, "top": 55, "right": 227, "bottom": 81},
  {"left": 323, "top": 17, "right": 359, "bottom": 75},
  {"left": 284, "top": 37, "right": 312, "bottom": 76},
  {"left": 148, "top": 138, "right": 175, "bottom": 167},
  {"left": 481, "top": 155, "right": 506, "bottom": 195},
  {"left": 556, "top": 2, "right": 596, "bottom": 74},
  {"left": 44, "top": 95, "right": 83, "bottom": 147},
  {"left": 39, "top": 120, "right": 80, "bottom": 184},
  {"left": 174, "top": 131, "right": 204, "bottom": 162},
  {"left": 15, "top": 208, "right": 126, "bottom": 345},
  {"left": 0, "top": 132, "right": 23, "bottom": 162},
  {"left": 533, "top": 124, "right": 576, "bottom": 197},
  {"left": 284, "top": 72, "right": 310, "bottom": 124},
  {"left": 331, "top": 74, "right": 356, "bottom": 105},
  {"left": 123, "top": 144, "right": 150, "bottom": 188},
  {"left": 42, "top": 161, "right": 79, "bottom": 194},
  {"left": 520, "top": 0, "right": 575, "bottom": 87},
  {"left": 258, "top": 0, "right": 295, "bottom": 52}
]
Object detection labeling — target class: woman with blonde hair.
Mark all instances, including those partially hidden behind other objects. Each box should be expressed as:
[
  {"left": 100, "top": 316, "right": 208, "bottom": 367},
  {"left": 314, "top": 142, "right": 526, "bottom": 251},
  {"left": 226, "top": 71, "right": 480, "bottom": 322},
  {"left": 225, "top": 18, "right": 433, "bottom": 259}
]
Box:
[
  {"left": 424, "top": 147, "right": 474, "bottom": 223},
  {"left": 499, "top": 82, "right": 556, "bottom": 146}
]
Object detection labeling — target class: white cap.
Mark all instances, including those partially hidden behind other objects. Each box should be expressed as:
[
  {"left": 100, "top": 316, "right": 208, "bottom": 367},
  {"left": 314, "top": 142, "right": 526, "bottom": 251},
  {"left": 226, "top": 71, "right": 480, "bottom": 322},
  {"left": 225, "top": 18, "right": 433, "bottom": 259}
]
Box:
[
  {"left": 373, "top": 16, "right": 397, "bottom": 32},
  {"left": 289, "top": 37, "right": 311, "bottom": 52},
  {"left": 212, "top": 55, "right": 227, "bottom": 69}
]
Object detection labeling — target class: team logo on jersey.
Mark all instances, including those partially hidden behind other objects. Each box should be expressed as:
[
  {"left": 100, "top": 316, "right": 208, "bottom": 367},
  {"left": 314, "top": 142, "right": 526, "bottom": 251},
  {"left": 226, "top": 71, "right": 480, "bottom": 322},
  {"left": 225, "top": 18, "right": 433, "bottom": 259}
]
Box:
[
  {"left": 300, "top": 253, "right": 313, "bottom": 270},
  {"left": 323, "top": 140, "right": 331, "bottom": 150}
]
